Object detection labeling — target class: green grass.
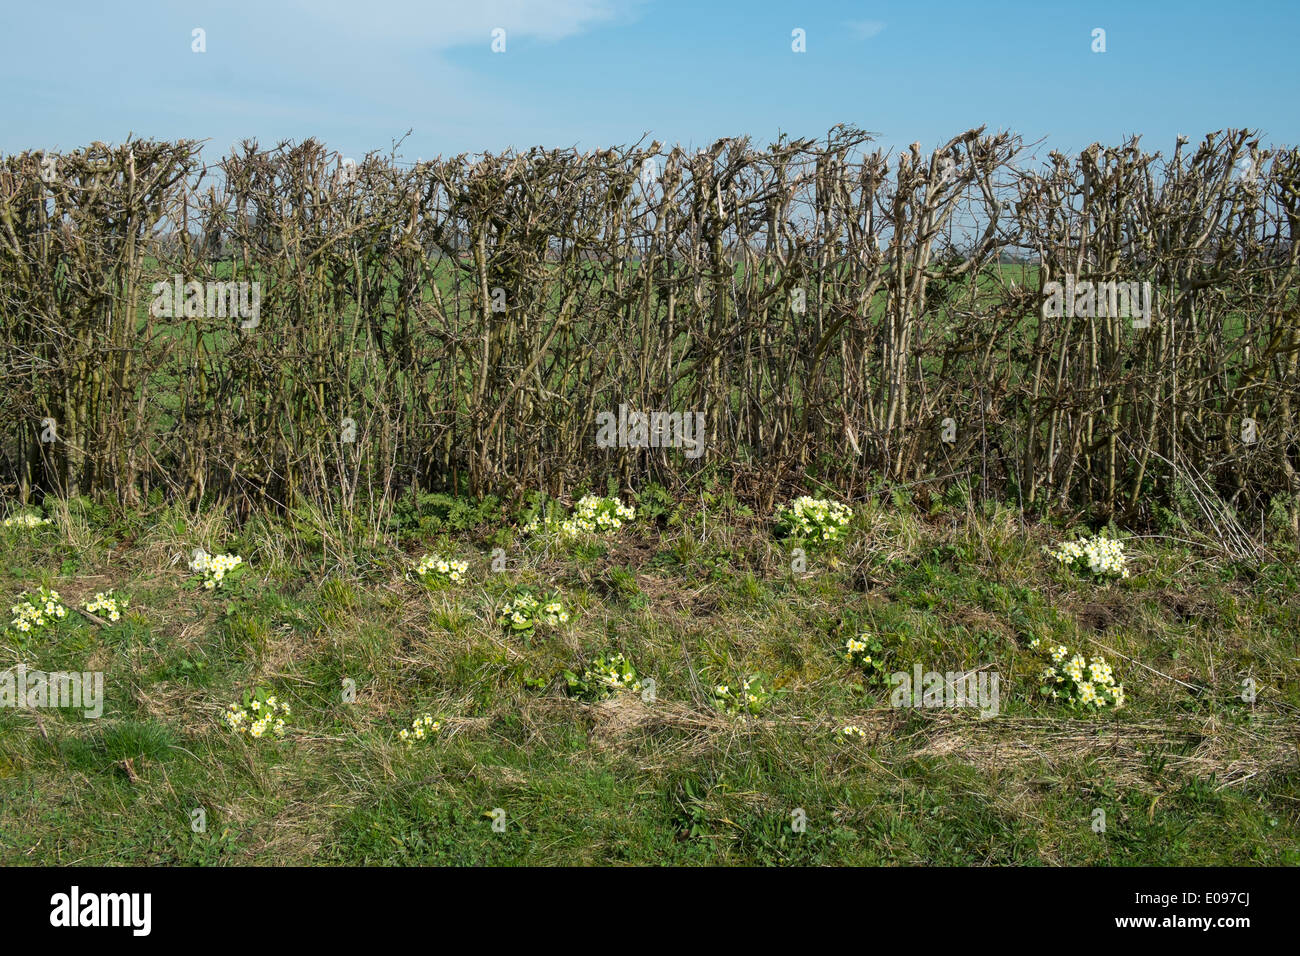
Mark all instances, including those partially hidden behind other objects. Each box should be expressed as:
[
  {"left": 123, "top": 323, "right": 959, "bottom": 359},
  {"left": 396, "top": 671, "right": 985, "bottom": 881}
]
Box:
[{"left": 0, "top": 495, "right": 1297, "bottom": 865}]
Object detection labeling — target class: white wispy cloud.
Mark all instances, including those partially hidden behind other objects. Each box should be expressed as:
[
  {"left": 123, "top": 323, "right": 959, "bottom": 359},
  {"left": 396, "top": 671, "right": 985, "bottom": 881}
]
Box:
[{"left": 846, "top": 20, "right": 886, "bottom": 40}]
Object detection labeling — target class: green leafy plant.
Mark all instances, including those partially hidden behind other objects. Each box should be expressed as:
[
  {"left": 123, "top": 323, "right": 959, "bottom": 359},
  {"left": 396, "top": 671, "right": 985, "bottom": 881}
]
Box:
[
  {"left": 633, "top": 483, "right": 675, "bottom": 524},
  {"left": 390, "top": 491, "right": 502, "bottom": 537},
  {"left": 564, "top": 652, "right": 642, "bottom": 701},
  {"left": 1045, "top": 533, "right": 1129, "bottom": 580},
  {"left": 189, "top": 551, "right": 245, "bottom": 590},
  {"left": 498, "top": 590, "right": 570, "bottom": 633},
  {"left": 522, "top": 494, "right": 635, "bottom": 539},
  {"left": 773, "top": 496, "right": 853, "bottom": 547},
  {"left": 843, "top": 631, "right": 891, "bottom": 687},
  {"left": 2, "top": 512, "right": 51, "bottom": 530},
  {"left": 8, "top": 586, "right": 67, "bottom": 635},
  {"left": 223, "top": 688, "right": 291, "bottom": 739},
  {"left": 713, "top": 673, "right": 776, "bottom": 716},
  {"left": 399, "top": 713, "right": 441, "bottom": 747},
  {"left": 1031, "top": 638, "right": 1125, "bottom": 710},
  {"left": 408, "top": 553, "right": 469, "bottom": 585},
  {"left": 82, "top": 589, "right": 128, "bottom": 624}
]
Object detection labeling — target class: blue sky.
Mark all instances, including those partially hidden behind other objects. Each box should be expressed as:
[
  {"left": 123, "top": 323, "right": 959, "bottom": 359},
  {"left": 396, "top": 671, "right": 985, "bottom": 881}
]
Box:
[{"left": 2, "top": 0, "right": 1297, "bottom": 162}]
